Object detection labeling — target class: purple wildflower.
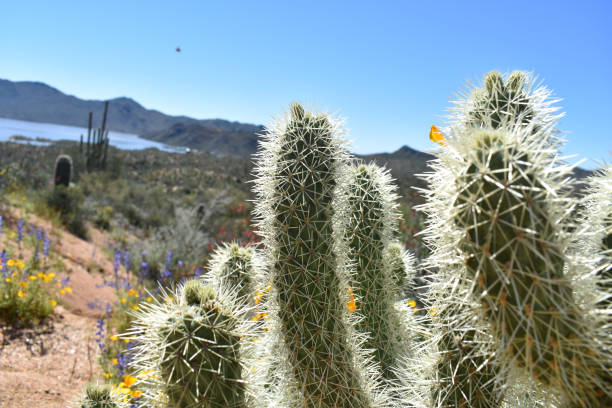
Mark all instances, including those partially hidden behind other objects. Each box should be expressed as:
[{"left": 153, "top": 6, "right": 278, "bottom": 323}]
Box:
[
  {"left": 123, "top": 250, "right": 130, "bottom": 275},
  {"left": 113, "top": 250, "right": 121, "bottom": 277},
  {"left": 116, "top": 353, "right": 128, "bottom": 377},
  {"left": 161, "top": 251, "right": 173, "bottom": 279},
  {"left": 43, "top": 235, "right": 50, "bottom": 259},
  {"left": 194, "top": 267, "right": 202, "bottom": 278},
  {"left": 17, "top": 220, "right": 24, "bottom": 242},
  {"left": 95, "top": 319, "right": 106, "bottom": 353}
]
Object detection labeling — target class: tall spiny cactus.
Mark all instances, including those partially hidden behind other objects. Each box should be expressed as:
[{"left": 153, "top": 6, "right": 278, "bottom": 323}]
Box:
[
  {"left": 76, "top": 383, "right": 128, "bottom": 408},
  {"left": 342, "top": 163, "right": 412, "bottom": 391},
  {"left": 125, "top": 280, "right": 258, "bottom": 408},
  {"left": 410, "top": 71, "right": 570, "bottom": 408},
  {"left": 419, "top": 122, "right": 611, "bottom": 406},
  {"left": 252, "top": 103, "right": 384, "bottom": 407}
]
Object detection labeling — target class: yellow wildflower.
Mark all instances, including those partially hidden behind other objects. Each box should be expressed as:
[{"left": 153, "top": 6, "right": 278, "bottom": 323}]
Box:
[
  {"left": 120, "top": 297, "right": 126, "bottom": 304},
  {"left": 346, "top": 287, "right": 357, "bottom": 313},
  {"left": 17, "top": 290, "right": 26, "bottom": 297},
  {"left": 407, "top": 300, "right": 416, "bottom": 308},
  {"left": 5, "top": 278, "right": 11, "bottom": 282},
  {"left": 146, "top": 297, "right": 152, "bottom": 302},
  {"left": 16, "top": 260, "right": 24, "bottom": 269},
  {"left": 59, "top": 289, "right": 65, "bottom": 295},
  {"left": 110, "top": 335, "right": 119, "bottom": 341},
  {"left": 132, "top": 305, "right": 139, "bottom": 311},
  {"left": 27, "top": 275, "right": 37, "bottom": 281},
  {"left": 50, "top": 300, "right": 57, "bottom": 306},
  {"left": 112, "top": 358, "right": 118, "bottom": 365},
  {"left": 130, "top": 390, "right": 142, "bottom": 399},
  {"left": 7, "top": 259, "right": 15, "bottom": 267},
  {"left": 124, "top": 338, "right": 130, "bottom": 343},
  {"left": 121, "top": 375, "right": 137, "bottom": 388},
  {"left": 103, "top": 372, "right": 113, "bottom": 379},
  {"left": 47, "top": 272, "right": 56, "bottom": 279},
  {"left": 38, "top": 272, "right": 45, "bottom": 278},
  {"left": 127, "top": 289, "right": 136, "bottom": 296},
  {"left": 20, "top": 282, "right": 28, "bottom": 288},
  {"left": 9, "top": 232, "right": 16, "bottom": 239},
  {"left": 65, "top": 287, "right": 72, "bottom": 293},
  {"left": 429, "top": 125, "right": 448, "bottom": 147},
  {"left": 429, "top": 306, "right": 438, "bottom": 316}
]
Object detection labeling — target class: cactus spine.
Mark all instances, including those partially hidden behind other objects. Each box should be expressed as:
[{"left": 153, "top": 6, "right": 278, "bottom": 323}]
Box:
[
  {"left": 253, "top": 103, "right": 381, "bottom": 407},
  {"left": 342, "top": 163, "right": 412, "bottom": 390},
  {"left": 126, "top": 280, "right": 256, "bottom": 408}
]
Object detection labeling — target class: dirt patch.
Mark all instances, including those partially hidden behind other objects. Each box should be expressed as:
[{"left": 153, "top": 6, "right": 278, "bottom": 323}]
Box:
[
  {"left": 1, "top": 207, "right": 125, "bottom": 407},
  {"left": 0, "top": 307, "right": 104, "bottom": 407}
]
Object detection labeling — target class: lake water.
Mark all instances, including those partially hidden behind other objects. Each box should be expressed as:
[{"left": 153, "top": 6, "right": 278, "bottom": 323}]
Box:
[{"left": 0, "top": 117, "right": 188, "bottom": 153}]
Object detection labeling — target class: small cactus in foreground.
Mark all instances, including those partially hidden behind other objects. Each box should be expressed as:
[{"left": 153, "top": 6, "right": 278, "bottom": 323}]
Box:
[
  {"left": 125, "top": 280, "right": 257, "bottom": 408},
  {"left": 78, "top": 383, "right": 128, "bottom": 408},
  {"left": 206, "top": 242, "right": 261, "bottom": 317}
]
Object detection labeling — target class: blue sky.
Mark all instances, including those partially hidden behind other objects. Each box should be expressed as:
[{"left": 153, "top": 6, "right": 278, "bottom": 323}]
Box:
[{"left": 1, "top": 0, "right": 611, "bottom": 169}]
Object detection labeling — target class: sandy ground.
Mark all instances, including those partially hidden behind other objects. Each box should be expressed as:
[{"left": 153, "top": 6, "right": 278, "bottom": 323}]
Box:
[{"left": 0, "top": 209, "right": 119, "bottom": 407}]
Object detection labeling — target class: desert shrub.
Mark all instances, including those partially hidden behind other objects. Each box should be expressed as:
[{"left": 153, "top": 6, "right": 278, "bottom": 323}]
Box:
[{"left": 43, "top": 185, "right": 89, "bottom": 239}]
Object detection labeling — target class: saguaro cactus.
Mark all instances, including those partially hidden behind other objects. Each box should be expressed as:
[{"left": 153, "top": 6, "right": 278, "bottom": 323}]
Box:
[
  {"left": 126, "top": 280, "right": 256, "bottom": 408},
  {"left": 252, "top": 103, "right": 382, "bottom": 407},
  {"left": 54, "top": 154, "right": 73, "bottom": 187}
]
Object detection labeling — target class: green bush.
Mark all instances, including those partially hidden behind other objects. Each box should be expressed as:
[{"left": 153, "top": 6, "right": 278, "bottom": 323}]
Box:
[{"left": 44, "top": 185, "right": 89, "bottom": 239}]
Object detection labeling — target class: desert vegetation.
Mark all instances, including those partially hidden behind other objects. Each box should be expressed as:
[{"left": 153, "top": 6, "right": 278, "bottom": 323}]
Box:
[{"left": 1, "top": 70, "right": 609, "bottom": 408}]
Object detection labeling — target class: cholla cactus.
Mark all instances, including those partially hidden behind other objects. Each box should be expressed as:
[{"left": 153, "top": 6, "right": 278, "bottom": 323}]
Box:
[
  {"left": 77, "top": 383, "right": 128, "bottom": 408},
  {"left": 252, "top": 103, "right": 384, "bottom": 407},
  {"left": 400, "top": 262, "right": 507, "bottom": 408},
  {"left": 342, "top": 163, "right": 412, "bottom": 388},
  {"left": 125, "top": 280, "right": 258, "bottom": 408},
  {"left": 206, "top": 242, "right": 261, "bottom": 317},
  {"left": 418, "top": 123, "right": 611, "bottom": 406},
  {"left": 451, "top": 70, "right": 562, "bottom": 134}
]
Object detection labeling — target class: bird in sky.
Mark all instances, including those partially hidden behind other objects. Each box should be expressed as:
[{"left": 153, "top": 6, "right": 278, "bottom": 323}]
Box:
[{"left": 176, "top": 46, "right": 181, "bottom": 53}]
